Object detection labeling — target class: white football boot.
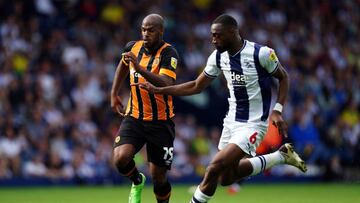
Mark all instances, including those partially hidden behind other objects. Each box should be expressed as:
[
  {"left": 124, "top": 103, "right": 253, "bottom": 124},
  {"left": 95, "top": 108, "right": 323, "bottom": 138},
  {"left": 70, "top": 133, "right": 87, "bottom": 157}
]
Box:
[{"left": 279, "top": 143, "right": 307, "bottom": 172}]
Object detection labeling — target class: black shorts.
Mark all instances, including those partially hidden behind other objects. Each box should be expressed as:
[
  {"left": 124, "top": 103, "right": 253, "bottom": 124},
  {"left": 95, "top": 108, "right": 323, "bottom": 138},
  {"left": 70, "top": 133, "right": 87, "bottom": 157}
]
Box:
[{"left": 114, "top": 116, "right": 175, "bottom": 170}]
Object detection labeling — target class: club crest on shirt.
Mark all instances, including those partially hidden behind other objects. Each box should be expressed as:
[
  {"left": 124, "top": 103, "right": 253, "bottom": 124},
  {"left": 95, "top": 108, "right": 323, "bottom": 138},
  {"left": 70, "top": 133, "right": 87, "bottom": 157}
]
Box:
[
  {"left": 115, "top": 136, "right": 120, "bottom": 143},
  {"left": 243, "top": 59, "right": 253, "bottom": 68},
  {"left": 171, "top": 57, "right": 177, "bottom": 69},
  {"left": 153, "top": 57, "right": 160, "bottom": 65}
]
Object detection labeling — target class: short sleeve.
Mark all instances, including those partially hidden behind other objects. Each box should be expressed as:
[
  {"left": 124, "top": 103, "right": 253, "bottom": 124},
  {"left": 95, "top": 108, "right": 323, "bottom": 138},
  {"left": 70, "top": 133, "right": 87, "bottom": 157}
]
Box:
[
  {"left": 159, "top": 46, "right": 179, "bottom": 80},
  {"left": 123, "top": 41, "right": 136, "bottom": 53},
  {"left": 259, "top": 46, "right": 279, "bottom": 74},
  {"left": 203, "top": 50, "right": 221, "bottom": 78},
  {"left": 120, "top": 41, "right": 136, "bottom": 66}
]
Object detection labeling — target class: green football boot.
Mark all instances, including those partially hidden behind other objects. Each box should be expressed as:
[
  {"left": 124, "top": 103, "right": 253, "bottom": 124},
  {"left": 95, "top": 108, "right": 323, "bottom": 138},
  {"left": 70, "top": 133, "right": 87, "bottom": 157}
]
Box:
[{"left": 128, "top": 173, "right": 146, "bottom": 203}]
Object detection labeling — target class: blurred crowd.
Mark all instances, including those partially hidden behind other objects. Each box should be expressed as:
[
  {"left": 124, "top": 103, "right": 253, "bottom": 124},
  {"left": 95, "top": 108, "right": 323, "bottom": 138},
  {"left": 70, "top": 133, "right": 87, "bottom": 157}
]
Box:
[{"left": 0, "top": 0, "right": 359, "bottom": 183}]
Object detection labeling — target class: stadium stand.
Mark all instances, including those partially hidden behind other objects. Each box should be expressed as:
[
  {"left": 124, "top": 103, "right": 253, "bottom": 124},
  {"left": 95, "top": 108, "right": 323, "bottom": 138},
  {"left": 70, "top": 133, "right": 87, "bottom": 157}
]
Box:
[{"left": 0, "top": 0, "right": 359, "bottom": 184}]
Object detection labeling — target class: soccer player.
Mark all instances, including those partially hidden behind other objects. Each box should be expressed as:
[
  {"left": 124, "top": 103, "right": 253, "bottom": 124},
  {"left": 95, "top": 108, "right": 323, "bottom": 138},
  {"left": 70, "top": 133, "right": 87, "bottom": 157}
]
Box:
[
  {"left": 134, "top": 14, "right": 307, "bottom": 203},
  {"left": 111, "top": 14, "right": 179, "bottom": 203}
]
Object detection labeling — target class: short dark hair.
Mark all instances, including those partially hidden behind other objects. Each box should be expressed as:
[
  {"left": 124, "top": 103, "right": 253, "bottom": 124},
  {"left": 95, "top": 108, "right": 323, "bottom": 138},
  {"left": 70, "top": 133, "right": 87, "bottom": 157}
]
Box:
[{"left": 213, "top": 14, "right": 238, "bottom": 28}]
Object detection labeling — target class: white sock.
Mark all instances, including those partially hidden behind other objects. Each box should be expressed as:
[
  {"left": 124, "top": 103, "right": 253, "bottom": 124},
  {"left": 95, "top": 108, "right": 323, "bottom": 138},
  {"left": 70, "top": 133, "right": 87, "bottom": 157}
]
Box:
[
  {"left": 248, "top": 151, "right": 285, "bottom": 176},
  {"left": 190, "top": 186, "right": 212, "bottom": 203}
]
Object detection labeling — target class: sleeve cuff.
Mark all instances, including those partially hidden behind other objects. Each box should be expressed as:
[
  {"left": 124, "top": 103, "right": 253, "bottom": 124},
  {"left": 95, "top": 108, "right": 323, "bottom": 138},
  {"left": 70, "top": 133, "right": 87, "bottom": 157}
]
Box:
[
  {"left": 203, "top": 70, "right": 218, "bottom": 78},
  {"left": 269, "top": 63, "right": 279, "bottom": 75},
  {"left": 160, "top": 68, "right": 176, "bottom": 80}
]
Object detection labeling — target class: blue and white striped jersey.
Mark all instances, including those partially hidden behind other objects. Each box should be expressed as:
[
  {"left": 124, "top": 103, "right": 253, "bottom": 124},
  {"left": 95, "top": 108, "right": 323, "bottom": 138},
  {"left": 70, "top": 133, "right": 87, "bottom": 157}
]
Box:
[{"left": 204, "top": 40, "right": 279, "bottom": 123}]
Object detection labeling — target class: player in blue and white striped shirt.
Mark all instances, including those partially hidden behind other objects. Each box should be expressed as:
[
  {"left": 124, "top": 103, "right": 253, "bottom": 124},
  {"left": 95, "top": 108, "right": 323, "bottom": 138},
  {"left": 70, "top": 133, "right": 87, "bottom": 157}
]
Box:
[{"left": 135, "top": 14, "right": 307, "bottom": 203}]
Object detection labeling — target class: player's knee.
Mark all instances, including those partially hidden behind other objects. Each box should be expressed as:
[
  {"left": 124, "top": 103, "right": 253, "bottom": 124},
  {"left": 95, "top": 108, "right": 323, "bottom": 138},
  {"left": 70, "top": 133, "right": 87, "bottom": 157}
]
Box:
[
  {"left": 207, "top": 160, "right": 226, "bottom": 176},
  {"left": 208, "top": 161, "right": 235, "bottom": 186},
  {"left": 112, "top": 148, "right": 132, "bottom": 169}
]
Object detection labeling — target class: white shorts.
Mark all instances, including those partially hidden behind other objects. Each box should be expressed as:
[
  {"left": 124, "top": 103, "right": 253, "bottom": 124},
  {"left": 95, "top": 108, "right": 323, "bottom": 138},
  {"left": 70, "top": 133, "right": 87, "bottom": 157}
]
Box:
[{"left": 218, "top": 118, "right": 268, "bottom": 157}]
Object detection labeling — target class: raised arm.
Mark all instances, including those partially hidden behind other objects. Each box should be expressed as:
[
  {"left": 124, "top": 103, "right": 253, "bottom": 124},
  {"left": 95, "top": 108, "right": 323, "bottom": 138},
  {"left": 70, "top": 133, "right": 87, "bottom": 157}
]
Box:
[
  {"left": 123, "top": 51, "right": 174, "bottom": 87},
  {"left": 136, "top": 72, "right": 215, "bottom": 96},
  {"left": 123, "top": 45, "right": 178, "bottom": 87},
  {"left": 110, "top": 57, "right": 130, "bottom": 116}
]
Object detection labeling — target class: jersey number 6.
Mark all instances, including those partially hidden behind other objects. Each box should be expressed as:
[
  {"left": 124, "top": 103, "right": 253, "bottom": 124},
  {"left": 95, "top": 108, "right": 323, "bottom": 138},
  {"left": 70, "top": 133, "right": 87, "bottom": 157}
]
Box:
[{"left": 249, "top": 132, "right": 258, "bottom": 144}]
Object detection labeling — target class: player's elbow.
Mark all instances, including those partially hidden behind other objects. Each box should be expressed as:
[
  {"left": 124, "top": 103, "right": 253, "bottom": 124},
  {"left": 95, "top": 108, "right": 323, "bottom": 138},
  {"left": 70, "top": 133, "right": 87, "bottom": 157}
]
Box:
[
  {"left": 161, "top": 78, "right": 175, "bottom": 87},
  {"left": 192, "top": 86, "right": 203, "bottom": 94},
  {"left": 192, "top": 81, "right": 205, "bottom": 94}
]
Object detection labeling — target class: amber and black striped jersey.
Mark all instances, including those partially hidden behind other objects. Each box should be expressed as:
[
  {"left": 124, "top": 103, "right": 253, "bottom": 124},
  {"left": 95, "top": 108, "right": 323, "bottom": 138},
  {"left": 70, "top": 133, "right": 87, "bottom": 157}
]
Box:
[{"left": 123, "top": 40, "right": 179, "bottom": 121}]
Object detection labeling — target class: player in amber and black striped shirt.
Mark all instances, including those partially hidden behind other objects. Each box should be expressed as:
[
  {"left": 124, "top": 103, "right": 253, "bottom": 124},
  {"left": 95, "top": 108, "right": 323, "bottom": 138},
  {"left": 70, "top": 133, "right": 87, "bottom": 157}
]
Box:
[{"left": 111, "top": 14, "right": 178, "bottom": 203}]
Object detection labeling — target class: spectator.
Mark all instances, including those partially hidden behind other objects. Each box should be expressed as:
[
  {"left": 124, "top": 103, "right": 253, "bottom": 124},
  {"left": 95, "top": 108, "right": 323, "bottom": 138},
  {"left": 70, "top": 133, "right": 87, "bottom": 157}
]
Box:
[{"left": 0, "top": 0, "right": 359, "bottom": 182}]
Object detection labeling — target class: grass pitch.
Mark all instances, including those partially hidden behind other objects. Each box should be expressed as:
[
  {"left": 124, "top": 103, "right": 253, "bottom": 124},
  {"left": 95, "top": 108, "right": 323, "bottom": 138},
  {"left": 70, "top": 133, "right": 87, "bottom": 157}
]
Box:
[{"left": 0, "top": 183, "right": 359, "bottom": 203}]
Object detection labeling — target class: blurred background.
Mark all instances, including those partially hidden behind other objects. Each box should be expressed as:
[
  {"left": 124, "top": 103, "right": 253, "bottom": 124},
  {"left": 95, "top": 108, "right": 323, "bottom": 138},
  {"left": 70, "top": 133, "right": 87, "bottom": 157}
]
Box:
[{"left": 0, "top": 0, "right": 359, "bottom": 187}]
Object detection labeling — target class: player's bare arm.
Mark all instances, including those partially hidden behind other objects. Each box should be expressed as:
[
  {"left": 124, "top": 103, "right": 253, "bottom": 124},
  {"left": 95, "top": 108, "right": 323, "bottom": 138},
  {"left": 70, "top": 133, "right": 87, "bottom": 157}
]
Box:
[
  {"left": 269, "top": 63, "right": 289, "bottom": 138},
  {"left": 122, "top": 51, "right": 174, "bottom": 87},
  {"left": 133, "top": 72, "right": 214, "bottom": 96},
  {"left": 110, "top": 58, "right": 129, "bottom": 116}
]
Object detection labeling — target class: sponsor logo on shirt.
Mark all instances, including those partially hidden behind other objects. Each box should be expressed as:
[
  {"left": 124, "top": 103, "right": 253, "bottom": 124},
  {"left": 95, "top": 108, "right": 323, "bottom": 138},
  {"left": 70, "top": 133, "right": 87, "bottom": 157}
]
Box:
[
  {"left": 230, "top": 71, "right": 247, "bottom": 86},
  {"left": 130, "top": 68, "right": 143, "bottom": 78}
]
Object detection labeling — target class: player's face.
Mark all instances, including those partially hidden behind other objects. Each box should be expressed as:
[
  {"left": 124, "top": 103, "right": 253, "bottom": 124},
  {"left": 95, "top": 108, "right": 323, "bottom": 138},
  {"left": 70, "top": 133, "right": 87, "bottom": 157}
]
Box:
[
  {"left": 211, "top": 23, "right": 231, "bottom": 53},
  {"left": 141, "top": 23, "right": 162, "bottom": 49}
]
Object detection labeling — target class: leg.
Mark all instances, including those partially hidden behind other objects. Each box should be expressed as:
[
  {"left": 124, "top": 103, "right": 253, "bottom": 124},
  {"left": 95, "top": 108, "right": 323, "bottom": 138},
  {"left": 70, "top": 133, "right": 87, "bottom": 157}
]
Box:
[
  {"left": 219, "top": 154, "right": 252, "bottom": 186},
  {"left": 112, "top": 117, "right": 147, "bottom": 203},
  {"left": 145, "top": 119, "right": 175, "bottom": 203},
  {"left": 235, "top": 143, "right": 307, "bottom": 181},
  {"left": 222, "top": 124, "right": 306, "bottom": 182},
  {"left": 190, "top": 144, "right": 246, "bottom": 203},
  {"left": 149, "top": 163, "right": 171, "bottom": 203},
  {"left": 113, "top": 144, "right": 143, "bottom": 183},
  {"left": 225, "top": 154, "right": 252, "bottom": 195}
]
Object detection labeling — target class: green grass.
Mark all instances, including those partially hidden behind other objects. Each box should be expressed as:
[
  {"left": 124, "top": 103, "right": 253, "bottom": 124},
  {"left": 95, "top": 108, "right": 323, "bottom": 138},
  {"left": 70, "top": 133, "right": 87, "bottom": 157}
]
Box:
[{"left": 0, "top": 183, "right": 359, "bottom": 203}]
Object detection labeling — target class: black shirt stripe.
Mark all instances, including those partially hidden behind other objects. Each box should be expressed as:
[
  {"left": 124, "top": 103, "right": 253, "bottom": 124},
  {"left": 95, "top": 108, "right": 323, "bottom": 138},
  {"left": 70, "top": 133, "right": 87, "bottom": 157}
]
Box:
[
  {"left": 135, "top": 47, "right": 145, "bottom": 120},
  {"left": 163, "top": 95, "right": 170, "bottom": 119},
  {"left": 146, "top": 55, "right": 158, "bottom": 120}
]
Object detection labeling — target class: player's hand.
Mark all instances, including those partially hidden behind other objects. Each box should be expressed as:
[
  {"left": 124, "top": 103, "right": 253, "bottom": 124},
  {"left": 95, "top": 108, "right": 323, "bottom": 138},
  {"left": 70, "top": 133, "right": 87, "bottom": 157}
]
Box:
[
  {"left": 111, "top": 94, "right": 125, "bottom": 116},
  {"left": 270, "top": 110, "right": 288, "bottom": 138},
  {"left": 131, "top": 82, "right": 158, "bottom": 93},
  {"left": 122, "top": 52, "right": 140, "bottom": 71}
]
